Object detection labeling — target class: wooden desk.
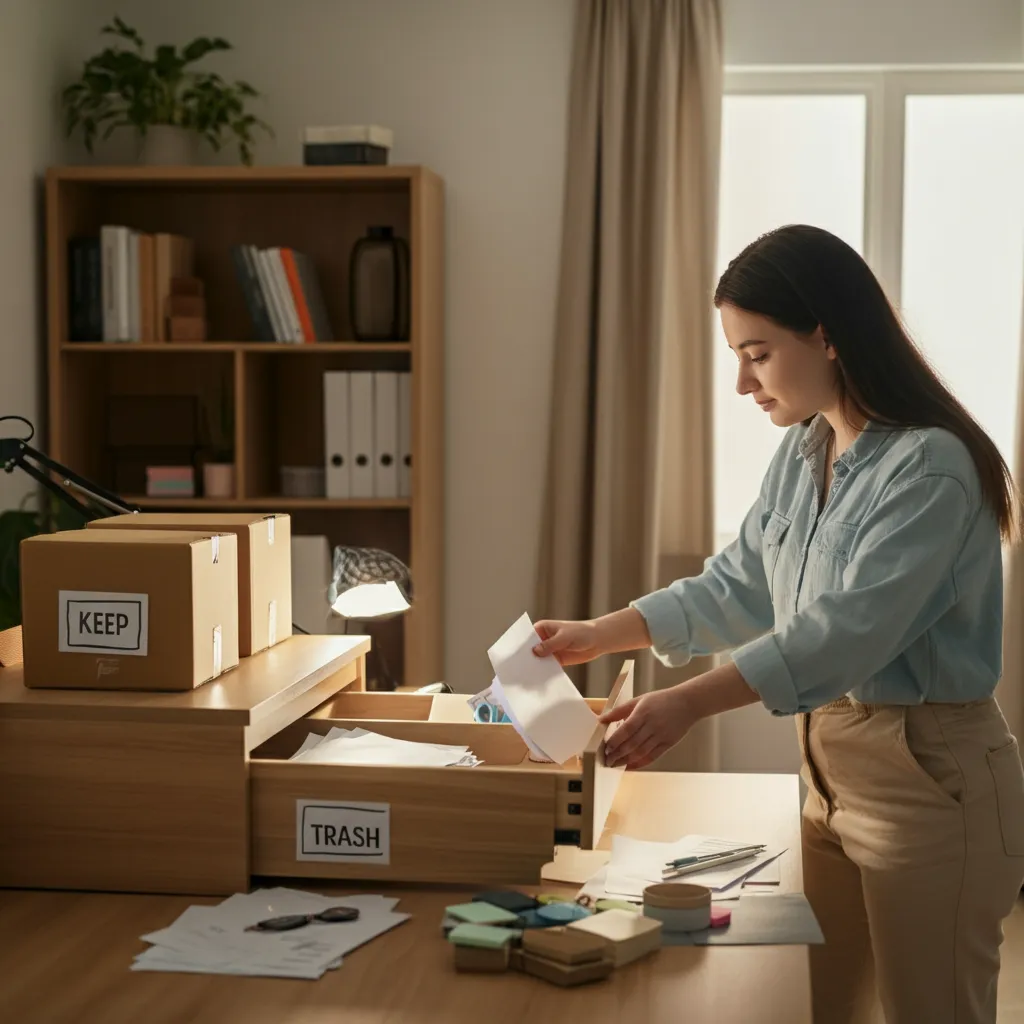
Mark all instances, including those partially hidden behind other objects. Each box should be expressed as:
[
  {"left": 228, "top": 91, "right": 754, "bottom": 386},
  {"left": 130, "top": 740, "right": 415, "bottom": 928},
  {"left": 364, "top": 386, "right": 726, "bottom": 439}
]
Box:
[{"left": 0, "top": 771, "right": 810, "bottom": 1024}]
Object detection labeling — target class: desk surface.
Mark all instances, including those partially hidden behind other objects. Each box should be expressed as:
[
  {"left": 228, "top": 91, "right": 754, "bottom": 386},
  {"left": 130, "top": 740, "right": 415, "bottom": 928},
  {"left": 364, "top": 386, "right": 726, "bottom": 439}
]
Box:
[
  {"left": 0, "top": 634, "right": 369, "bottom": 724},
  {"left": 0, "top": 770, "right": 809, "bottom": 1024}
]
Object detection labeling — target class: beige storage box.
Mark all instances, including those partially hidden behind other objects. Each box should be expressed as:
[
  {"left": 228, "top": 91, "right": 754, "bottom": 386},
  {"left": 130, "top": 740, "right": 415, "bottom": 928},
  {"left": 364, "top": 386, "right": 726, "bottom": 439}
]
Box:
[
  {"left": 88, "top": 512, "right": 292, "bottom": 657},
  {"left": 20, "top": 528, "right": 239, "bottom": 691}
]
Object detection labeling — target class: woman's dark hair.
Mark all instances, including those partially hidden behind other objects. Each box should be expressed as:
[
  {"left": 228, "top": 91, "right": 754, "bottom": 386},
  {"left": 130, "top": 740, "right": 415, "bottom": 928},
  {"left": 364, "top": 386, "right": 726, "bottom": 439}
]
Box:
[{"left": 714, "top": 224, "right": 1019, "bottom": 541}]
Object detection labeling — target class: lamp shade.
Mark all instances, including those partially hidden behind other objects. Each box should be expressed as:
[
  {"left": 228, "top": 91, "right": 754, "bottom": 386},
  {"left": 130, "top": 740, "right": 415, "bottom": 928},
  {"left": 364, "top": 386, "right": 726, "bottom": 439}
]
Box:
[{"left": 328, "top": 546, "right": 412, "bottom": 620}]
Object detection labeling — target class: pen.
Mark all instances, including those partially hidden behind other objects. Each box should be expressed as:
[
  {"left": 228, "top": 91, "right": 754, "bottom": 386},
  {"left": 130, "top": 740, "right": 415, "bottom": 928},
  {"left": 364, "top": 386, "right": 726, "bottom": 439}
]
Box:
[
  {"left": 664, "top": 843, "right": 765, "bottom": 869},
  {"left": 662, "top": 848, "right": 765, "bottom": 879}
]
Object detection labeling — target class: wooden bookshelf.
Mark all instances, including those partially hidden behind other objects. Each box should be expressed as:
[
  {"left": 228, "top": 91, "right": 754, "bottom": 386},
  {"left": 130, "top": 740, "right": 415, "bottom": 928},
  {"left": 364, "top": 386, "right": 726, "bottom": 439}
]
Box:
[{"left": 45, "top": 165, "right": 445, "bottom": 690}]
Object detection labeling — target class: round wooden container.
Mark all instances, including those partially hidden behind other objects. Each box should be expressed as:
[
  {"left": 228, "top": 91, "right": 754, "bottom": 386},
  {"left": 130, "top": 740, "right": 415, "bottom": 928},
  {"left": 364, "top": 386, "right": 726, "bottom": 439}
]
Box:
[{"left": 642, "top": 883, "right": 712, "bottom": 932}]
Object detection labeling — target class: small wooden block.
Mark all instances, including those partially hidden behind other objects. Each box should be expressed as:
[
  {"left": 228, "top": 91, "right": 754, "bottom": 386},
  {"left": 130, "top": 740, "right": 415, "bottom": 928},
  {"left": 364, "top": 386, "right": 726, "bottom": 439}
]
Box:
[
  {"left": 166, "top": 293, "right": 206, "bottom": 317},
  {"left": 454, "top": 943, "right": 510, "bottom": 973},
  {"left": 167, "top": 316, "right": 206, "bottom": 342},
  {"left": 0, "top": 625, "right": 23, "bottom": 667},
  {"left": 509, "top": 947, "right": 526, "bottom": 971},
  {"left": 568, "top": 909, "right": 662, "bottom": 967},
  {"left": 171, "top": 276, "right": 204, "bottom": 296},
  {"left": 522, "top": 926, "right": 609, "bottom": 966},
  {"left": 519, "top": 950, "right": 613, "bottom": 987}
]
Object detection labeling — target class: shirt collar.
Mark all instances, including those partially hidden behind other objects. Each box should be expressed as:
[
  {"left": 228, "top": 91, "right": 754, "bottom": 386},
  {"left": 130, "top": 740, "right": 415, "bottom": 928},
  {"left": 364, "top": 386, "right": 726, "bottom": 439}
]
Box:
[{"left": 797, "top": 413, "right": 892, "bottom": 471}]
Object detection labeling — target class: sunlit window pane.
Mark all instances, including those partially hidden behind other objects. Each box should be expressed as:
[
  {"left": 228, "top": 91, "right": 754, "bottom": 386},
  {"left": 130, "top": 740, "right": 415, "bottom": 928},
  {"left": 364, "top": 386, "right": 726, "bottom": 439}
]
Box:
[
  {"left": 714, "top": 95, "right": 866, "bottom": 550},
  {"left": 901, "top": 94, "right": 1024, "bottom": 474}
]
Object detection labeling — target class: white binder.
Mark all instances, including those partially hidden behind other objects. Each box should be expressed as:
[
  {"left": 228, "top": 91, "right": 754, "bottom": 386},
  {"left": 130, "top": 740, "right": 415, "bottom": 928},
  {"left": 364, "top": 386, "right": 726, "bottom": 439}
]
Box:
[
  {"left": 398, "top": 372, "right": 412, "bottom": 498},
  {"left": 373, "top": 372, "right": 399, "bottom": 498},
  {"left": 323, "top": 371, "right": 351, "bottom": 498},
  {"left": 349, "top": 372, "right": 375, "bottom": 498}
]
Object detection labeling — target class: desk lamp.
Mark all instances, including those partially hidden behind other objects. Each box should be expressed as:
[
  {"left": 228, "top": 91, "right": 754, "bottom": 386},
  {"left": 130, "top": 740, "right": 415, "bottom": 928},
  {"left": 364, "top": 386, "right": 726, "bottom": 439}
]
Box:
[
  {"left": 328, "top": 545, "right": 411, "bottom": 690},
  {"left": 0, "top": 415, "right": 137, "bottom": 520}
]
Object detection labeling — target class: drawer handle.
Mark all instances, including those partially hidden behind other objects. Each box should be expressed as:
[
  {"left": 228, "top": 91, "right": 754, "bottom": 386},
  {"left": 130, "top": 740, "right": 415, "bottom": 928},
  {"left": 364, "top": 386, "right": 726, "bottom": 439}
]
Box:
[
  {"left": 568, "top": 780, "right": 583, "bottom": 793},
  {"left": 567, "top": 803, "right": 582, "bottom": 816},
  {"left": 555, "top": 829, "right": 582, "bottom": 846}
]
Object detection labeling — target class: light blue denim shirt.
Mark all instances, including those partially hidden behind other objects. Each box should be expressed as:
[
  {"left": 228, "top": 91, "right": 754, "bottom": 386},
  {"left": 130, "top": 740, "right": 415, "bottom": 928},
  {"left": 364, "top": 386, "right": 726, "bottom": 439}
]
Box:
[{"left": 631, "top": 415, "right": 1004, "bottom": 715}]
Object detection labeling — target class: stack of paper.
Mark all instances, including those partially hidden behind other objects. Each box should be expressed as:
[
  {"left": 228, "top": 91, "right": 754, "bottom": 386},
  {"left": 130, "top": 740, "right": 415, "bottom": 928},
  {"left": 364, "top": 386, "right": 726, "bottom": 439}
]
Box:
[
  {"left": 580, "top": 835, "right": 785, "bottom": 903},
  {"left": 469, "top": 613, "right": 599, "bottom": 765},
  {"left": 133, "top": 888, "right": 409, "bottom": 979},
  {"left": 290, "top": 727, "right": 481, "bottom": 767}
]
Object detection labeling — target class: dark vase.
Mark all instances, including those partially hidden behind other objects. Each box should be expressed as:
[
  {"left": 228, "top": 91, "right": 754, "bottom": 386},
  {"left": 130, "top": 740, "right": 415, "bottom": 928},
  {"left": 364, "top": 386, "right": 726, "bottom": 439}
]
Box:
[{"left": 349, "top": 226, "right": 410, "bottom": 341}]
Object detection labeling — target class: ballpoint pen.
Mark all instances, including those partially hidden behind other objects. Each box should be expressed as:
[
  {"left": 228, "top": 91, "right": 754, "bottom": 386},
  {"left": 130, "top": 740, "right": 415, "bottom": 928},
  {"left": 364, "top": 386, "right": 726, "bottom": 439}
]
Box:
[
  {"left": 662, "top": 846, "right": 766, "bottom": 879},
  {"left": 664, "top": 843, "right": 766, "bottom": 869}
]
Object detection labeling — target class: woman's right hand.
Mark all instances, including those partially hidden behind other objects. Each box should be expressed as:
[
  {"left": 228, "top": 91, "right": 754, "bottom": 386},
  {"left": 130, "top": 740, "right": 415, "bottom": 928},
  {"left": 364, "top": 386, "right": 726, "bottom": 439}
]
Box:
[{"left": 532, "top": 619, "right": 605, "bottom": 666}]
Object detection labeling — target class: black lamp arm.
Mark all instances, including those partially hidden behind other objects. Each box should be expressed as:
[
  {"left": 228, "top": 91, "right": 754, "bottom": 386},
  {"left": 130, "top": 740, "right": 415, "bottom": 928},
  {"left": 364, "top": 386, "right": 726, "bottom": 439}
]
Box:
[{"left": 0, "top": 437, "right": 138, "bottom": 520}]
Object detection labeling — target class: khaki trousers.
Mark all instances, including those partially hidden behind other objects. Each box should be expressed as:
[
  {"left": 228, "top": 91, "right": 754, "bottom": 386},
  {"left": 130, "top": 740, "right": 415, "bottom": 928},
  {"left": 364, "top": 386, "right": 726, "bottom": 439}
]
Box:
[{"left": 797, "top": 697, "right": 1024, "bottom": 1024}]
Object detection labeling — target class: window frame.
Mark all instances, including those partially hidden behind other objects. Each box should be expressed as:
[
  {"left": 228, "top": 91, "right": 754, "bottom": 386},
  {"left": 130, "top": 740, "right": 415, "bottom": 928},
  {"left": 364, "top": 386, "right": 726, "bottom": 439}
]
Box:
[{"left": 723, "top": 64, "right": 1024, "bottom": 306}]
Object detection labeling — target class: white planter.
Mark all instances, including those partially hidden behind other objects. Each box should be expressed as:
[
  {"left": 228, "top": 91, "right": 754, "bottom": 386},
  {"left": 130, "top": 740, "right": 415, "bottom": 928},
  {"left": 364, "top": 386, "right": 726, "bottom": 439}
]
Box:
[
  {"left": 139, "top": 125, "right": 197, "bottom": 166},
  {"left": 203, "top": 463, "right": 235, "bottom": 499}
]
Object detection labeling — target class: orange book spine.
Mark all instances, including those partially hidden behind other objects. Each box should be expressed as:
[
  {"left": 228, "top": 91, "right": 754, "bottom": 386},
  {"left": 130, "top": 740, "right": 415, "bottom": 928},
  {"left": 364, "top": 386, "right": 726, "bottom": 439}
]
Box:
[{"left": 280, "top": 248, "right": 316, "bottom": 343}]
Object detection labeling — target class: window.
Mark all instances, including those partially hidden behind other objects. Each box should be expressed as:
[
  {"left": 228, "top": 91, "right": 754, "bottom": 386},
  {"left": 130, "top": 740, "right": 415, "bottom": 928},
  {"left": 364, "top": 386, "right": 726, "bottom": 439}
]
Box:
[{"left": 714, "top": 69, "right": 1024, "bottom": 552}]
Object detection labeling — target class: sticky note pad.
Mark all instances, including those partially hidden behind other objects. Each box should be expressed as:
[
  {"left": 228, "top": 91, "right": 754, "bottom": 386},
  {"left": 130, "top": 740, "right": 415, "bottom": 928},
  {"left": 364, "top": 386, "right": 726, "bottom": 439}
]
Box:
[
  {"left": 447, "top": 923, "right": 520, "bottom": 949},
  {"left": 446, "top": 901, "right": 521, "bottom": 925},
  {"left": 473, "top": 890, "right": 539, "bottom": 914}
]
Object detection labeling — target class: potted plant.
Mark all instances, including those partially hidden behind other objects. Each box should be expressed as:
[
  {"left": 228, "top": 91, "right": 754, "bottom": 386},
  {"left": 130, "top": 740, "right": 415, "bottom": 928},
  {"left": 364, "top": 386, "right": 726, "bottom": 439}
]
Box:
[
  {"left": 61, "top": 16, "right": 272, "bottom": 165},
  {"left": 0, "top": 493, "right": 87, "bottom": 633}
]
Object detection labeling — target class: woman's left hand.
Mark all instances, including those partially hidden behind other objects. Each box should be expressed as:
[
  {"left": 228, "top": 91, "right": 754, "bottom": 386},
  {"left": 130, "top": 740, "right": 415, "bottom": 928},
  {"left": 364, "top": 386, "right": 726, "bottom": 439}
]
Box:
[{"left": 599, "top": 685, "right": 699, "bottom": 770}]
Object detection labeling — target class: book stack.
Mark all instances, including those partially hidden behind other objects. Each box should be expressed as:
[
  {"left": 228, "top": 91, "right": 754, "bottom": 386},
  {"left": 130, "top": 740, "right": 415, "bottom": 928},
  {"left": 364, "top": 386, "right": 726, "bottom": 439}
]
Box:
[
  {"left": 231, "top": 244, "right": 334, "bottom": 343},
  {"left": 68, "top": 228, "right": 194, "bottom": 343}
]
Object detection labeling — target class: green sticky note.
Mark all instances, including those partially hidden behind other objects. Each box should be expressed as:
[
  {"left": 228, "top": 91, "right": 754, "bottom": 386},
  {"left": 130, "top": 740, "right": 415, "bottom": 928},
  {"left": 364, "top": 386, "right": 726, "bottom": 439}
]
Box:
[
  {"left": 446, "top": 901, "right": 520, "bottom": 925},
  {"left": 596, "top": 899, "right": 640, "bottom": 913},
  {"left": 447, "top": 923, "right": 520, "bottom": 949}
]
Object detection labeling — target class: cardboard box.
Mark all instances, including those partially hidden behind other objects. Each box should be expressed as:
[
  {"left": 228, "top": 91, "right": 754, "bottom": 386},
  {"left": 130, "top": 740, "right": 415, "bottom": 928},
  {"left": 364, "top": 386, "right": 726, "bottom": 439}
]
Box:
[
  {"left": 88, "top": 513, "right": 292, "bottom": 657},
  {"left": 21, "top": 529, "right": 239, "bottom": 691}
]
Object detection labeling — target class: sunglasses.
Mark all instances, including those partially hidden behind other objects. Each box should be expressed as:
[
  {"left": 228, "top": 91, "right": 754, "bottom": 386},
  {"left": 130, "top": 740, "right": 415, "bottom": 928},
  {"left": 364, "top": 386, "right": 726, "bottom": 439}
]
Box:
[{"left": 245, "top": 905, "right": 361, "bottom": 932}]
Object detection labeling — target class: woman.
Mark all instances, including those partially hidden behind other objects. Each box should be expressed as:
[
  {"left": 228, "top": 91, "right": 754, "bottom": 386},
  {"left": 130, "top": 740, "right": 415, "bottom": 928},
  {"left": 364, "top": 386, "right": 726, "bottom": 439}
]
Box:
[{"left": 533, "top": 225, "right": 1024, "bottom": 1024}]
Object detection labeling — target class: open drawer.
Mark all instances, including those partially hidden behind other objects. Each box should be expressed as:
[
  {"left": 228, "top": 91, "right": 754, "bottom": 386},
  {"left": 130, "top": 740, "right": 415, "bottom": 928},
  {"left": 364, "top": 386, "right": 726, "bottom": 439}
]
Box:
[{"left": 249, "top": 660, "right": 634, "bottom": 885}]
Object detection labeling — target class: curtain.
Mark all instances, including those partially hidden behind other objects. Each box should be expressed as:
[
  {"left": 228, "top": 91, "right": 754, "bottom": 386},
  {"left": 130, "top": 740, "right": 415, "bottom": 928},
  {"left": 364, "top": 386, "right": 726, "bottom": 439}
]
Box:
[
  {"left": 996, "top": 289, "right": 1024, "bottom": 744},
  {"left": 536, "top": 0, "right": 723, "bottom": 724}
]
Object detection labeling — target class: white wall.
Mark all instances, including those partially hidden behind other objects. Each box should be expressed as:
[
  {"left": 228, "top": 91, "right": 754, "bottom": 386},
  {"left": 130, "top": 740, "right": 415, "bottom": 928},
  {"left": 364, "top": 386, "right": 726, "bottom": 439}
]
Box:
[
  {"left": 18, "top": 0, "right": 1024, "bottom": 770},
  {"left": 0, "top": 0, "right": 83, "bottom": 511},
  {"left": 74, "top": 0, "right": 575, "bottom": 693},
  {"left": 723, "top": 0, "right": 1023, "bottom": 64}
]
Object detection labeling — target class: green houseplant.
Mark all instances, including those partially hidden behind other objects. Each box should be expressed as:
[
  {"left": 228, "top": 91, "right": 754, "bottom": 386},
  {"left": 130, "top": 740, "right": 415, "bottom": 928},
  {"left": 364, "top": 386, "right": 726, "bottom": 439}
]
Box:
[
  {"left": 61, "top": 16, "right": 272, "bottom": 165},
  {"left": 0, "top": 494, "right": 86, "bottom": 631}
]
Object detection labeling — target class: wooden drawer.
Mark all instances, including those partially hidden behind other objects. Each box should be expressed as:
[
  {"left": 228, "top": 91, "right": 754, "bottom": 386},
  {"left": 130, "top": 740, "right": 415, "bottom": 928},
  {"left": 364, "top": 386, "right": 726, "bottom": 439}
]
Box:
[{"left": 249, "top": 661, "right": 634, "bottom": 885}]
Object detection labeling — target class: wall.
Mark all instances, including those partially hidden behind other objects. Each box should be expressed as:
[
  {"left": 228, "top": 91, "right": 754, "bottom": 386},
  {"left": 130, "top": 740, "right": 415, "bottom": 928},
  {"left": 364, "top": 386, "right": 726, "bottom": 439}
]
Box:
[
  {"left": 0, "top": 0, "right": 83, "bottom": 511},
  {"left": 723, "top": 0, "right": 1023, "bottom": 64},
  {"left": 23, "top": 0, "right": 1024, "bottom": 771},
  {"left": 74, "top": 0, "right": 575, "bottom": 694}
]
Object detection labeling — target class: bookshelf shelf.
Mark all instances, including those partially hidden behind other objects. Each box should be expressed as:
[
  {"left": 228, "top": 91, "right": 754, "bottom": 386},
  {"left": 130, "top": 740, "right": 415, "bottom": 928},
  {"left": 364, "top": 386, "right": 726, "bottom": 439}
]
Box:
[
  {"left": 125, "top": 496, "right": 412, "bottom": 511},
  {"left": 46, "top": 165, "right": 444, "bottom": 689},
  {"left": 61, "top": 342, "right": 413, "bottom": 354}
]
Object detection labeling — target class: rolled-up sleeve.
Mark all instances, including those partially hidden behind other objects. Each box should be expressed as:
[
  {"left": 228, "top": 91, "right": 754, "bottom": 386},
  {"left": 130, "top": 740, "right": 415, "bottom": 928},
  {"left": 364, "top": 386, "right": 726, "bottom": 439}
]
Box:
[
  {"left": 629, "top": 494, "right": 774, "bottom": 667},
  {"left": 732, "top": 473, "right": 971, "bottom": 715}
]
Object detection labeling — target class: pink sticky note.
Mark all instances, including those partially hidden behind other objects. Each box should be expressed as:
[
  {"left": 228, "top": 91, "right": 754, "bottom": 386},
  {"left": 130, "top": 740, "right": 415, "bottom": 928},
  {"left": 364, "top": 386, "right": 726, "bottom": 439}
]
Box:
[{"left": 710, "top": 906, "right": 731, "bottom": 928}]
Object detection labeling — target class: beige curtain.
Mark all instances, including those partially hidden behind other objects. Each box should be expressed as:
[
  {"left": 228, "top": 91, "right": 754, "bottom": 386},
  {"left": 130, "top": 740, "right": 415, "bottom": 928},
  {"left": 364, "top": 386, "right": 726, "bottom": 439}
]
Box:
[
  {"left": 996, "top": 290, "right": 1024, "bottom": 744},
  {"left": 536, "top": 0, "right": 723, "bottom": 738}
]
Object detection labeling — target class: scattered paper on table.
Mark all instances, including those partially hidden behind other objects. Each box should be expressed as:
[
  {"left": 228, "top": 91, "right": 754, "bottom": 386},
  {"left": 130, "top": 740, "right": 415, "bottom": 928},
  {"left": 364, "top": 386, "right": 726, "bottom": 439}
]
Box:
[
  {"left": 133, "top": 888, "right": 409, "bottom": 978},
  {"left": 290, "top": 727, "right": 481, "bottom": 768},
  {"left": 486, "top": 612, "right": 598, "bottom": 765},
  {"left": 600, "top": 834, "right": 786, "bottom": 899}
]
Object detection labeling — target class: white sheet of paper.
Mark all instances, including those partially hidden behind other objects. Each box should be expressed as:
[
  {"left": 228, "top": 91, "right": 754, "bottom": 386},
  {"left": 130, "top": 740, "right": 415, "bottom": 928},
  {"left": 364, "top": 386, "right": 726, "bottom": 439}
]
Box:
[
  {"left": 290, "top": 728, "right": 476, "bottom": 767},
  {"left": 489, "top": 676, "right": 553, "bottom": 762},
  {"left": 134, "top": 888, "right": 407, "bottom": 979},
  {"left": 602, "top": 834, "right": 786, "bottom": 897},
  {"left": 486, "top": 612, "right": 598, "bottom": 765}
]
